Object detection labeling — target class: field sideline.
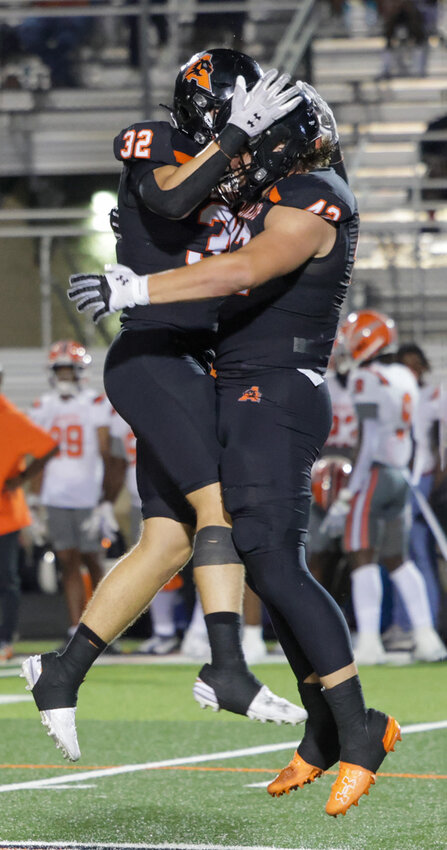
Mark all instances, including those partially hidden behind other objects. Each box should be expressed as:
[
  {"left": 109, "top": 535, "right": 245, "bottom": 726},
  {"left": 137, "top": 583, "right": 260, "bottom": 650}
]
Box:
[{"left": 0, "top": 649, "right": 446, "bottom": 850}]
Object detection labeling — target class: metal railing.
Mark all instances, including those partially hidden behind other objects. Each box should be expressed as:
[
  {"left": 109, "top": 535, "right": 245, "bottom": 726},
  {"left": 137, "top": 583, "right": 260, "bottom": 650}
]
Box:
[{"left": 272, "top": 0, "right": 319, "bottom": 79}]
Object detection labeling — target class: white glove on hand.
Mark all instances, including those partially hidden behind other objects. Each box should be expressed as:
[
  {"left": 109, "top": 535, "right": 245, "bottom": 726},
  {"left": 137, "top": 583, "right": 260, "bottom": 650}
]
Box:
[
  {"left": 320, "top": 489, "right": 352, "bottom": 539},
  {"left": 296, "top": 80, "right": 338, "bottom": 144},
  {"left": 109, "top": 206, "right": 121, "bottom": 241},
  {"left": 81, "top": 501, "right": 119, "bottom": 542},
  {"left": 68, "top": 263, "right": 149, "bottom": 323},
  {"left": 228, "top": 69, "right": 303, "bottom": 138},
  {"left": 26, "top": 494, "right": 48, "bottom": 547}
]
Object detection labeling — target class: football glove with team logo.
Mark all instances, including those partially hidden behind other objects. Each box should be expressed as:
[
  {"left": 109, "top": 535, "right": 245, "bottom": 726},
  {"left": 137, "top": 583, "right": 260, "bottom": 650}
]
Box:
[
  {"left": 228, "top": 69, "right": 303, "bottom": 138},
  {"left": 68, "top": 263, "right": 149, "bottom": 323}
]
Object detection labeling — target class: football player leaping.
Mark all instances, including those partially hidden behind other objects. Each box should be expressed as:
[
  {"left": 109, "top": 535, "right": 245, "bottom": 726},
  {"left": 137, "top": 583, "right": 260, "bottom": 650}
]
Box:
[
  {"left": 67, "top": 83, "right": 403, "bottom": 817},
  {"left": 23, "top": 51, "right": 308, "bottom": 765}
]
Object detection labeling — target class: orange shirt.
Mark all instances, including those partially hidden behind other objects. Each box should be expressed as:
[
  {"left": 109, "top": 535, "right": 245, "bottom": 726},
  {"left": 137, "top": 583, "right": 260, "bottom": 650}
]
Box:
[{"left": 0, "top": 394, "right": 57, "bottom": 535}]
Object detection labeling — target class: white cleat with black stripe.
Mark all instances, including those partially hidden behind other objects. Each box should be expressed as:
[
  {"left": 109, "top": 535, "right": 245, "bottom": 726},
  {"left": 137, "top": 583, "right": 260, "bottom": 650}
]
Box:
[{"left": 193, "top": 665, "right": 307, "bottom": 725}]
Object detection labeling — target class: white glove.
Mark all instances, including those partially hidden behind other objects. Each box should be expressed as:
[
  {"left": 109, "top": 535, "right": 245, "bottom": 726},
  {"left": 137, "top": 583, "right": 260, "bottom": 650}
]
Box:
[
  {"left": 81, "top": 501, "right": 119, "bottom": 542},
  {"left": 320, "top": 488, "right": 352, "bottom": 538},
  {"left": 228, "top": 69, "right": 303, "bottom": 138},
  {"left": 68, "top": 263, "right": 149, "bottom": 323},
  {"left": 26, "top": 494, "right": 48, "bottom": 547},
  {"left": 109, "top": 206, "right": 121, "bottom": 240},
  {"left": 296, "top": 80, "right": 338, "bottom": 144}
]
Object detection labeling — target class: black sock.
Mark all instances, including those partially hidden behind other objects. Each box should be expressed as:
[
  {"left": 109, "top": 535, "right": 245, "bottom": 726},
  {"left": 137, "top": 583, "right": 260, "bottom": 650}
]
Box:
[
  {"left": 297, "top": 682, "right": 340, "bottom": 770},
  {"left": 204, "top": 612, "right": 247, "bottom": 671},
  {"left": 58, "top": 623, "right": 107, "bottom": 689},
  {"left": 322, "top": 675, "right": 368, "bottom": 758}
]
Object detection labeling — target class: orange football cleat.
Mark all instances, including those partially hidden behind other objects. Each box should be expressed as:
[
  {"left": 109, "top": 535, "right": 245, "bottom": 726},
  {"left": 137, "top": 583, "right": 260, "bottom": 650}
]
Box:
[
  {"left": 267, "top": 751, "right": 324, "bottom": 797},
  {"left": 325, "top": 715, "right": 401, "bottom": 817}
]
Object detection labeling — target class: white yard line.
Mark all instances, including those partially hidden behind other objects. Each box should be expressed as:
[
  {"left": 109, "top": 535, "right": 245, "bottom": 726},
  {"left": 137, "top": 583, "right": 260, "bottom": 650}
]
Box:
[
  {"left": 0, "top": 740, "right": 301, "bottom": 793},
  {"left": 0, "top": 844, "right": 344, "bottom": 850},
  {"left": 0, "top": 694, "right": 33, "bottom": 704},
  {"left": 0, "top": 719, "right": 446, "bottom": 795}
]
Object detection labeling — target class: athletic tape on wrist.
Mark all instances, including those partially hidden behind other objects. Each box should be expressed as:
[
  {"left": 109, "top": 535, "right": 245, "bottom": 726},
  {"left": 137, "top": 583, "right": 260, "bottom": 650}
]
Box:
[{"left": 217, "top": 124, "right": 249, "bottom": 158}]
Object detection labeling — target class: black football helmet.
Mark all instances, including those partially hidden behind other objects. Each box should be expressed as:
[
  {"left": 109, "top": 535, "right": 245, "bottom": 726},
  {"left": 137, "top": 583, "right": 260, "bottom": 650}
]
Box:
[
  {"left": 172, "top": 48, "right": 262, "bottom": 145},
  {"left": 215, "top": 91, "right": 321, "bottom": 206}
]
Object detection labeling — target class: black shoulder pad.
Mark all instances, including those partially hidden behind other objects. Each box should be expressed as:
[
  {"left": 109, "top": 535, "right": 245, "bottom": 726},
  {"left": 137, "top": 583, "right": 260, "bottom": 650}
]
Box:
[
  {"left": 267, "top": 169, "right": 357, "bottom": 223},
  {"left": 113, "top": 121, "right": 198, "bottom": 166}
]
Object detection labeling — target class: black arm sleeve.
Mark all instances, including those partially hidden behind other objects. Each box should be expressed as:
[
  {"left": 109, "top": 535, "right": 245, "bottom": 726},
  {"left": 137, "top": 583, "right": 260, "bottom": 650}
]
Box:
[
  {"left": 329, "top": 141, "right": 349, "bottom": 184},
  {"left": 136, "top": 124, "right": 248, "bottom": 220}
]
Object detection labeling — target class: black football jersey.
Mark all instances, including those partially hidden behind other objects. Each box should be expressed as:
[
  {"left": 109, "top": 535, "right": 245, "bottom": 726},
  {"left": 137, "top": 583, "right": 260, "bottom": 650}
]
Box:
[
  {"left": 113, "top": 120, "right": 251, "bottom": 332},
  {"left": 215, "top": 168, "right": 359, "bottom": 373}
]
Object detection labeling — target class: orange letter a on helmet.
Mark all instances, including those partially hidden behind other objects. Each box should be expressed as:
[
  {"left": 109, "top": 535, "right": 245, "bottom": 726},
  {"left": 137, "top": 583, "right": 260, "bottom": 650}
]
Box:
[{"left": 184, "top": 55, "right": 214, "bottom": 91}]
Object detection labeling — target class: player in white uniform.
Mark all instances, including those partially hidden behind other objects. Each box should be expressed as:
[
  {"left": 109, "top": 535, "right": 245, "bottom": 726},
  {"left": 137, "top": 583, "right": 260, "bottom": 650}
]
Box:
[
  {"left": 29, "top": 341, "right": 115, "bottom": 638},
  {"left": 324, "top": 366, "right": 358, "bottom": 461},
  {"left": 325, "top": 311, "right": 447, "bottom": 664}
]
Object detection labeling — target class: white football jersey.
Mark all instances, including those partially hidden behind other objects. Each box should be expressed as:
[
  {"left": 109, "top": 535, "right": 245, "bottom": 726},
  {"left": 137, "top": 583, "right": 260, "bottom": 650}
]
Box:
[
  {"left": 348, "top": 363, "right": 419, "bottom": 468},
  {"left": 325, "top": 372, "right": 358, "bottom": 451},
  {"left": 109, "top": 411, "right": 139, "bottom": 507},
  {"left": 29, "top": 388, "right": 111, "bottom": 508}
]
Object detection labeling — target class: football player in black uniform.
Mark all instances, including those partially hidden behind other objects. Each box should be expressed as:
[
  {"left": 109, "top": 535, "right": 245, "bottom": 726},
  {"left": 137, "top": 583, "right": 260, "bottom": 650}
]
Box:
[
  {"left": 69, "top": 87, "right": 402, "bottom": 817},
  {"left": 22, "top": 50, "right": 307, "bottom": 765}
]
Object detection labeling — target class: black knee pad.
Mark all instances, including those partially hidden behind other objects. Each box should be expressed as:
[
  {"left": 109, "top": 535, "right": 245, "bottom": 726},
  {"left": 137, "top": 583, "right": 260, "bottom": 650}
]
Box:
[{"left": 192, "top": 525, "right": 242, "bottom": 568}]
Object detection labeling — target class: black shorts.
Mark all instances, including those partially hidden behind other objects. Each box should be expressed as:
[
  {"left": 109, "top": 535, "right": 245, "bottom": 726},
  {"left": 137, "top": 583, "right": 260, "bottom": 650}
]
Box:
[
  {"left": 104, "top": 326, "right": 220, "bottom": 525},
  {"left": 217, "top": 368, "right": 333, "bottom": 543}
]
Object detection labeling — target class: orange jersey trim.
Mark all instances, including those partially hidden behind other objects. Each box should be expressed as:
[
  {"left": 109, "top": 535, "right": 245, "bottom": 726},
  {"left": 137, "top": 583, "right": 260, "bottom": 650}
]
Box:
[
  {"left": 174, "top": 150, "right": 194, "bottom": 164},
  {"left": 360, "top": 466, "right": 379, "bottom": 549},
  {"left": 268, "top": 185, "right": 282, "bottom": 203}
]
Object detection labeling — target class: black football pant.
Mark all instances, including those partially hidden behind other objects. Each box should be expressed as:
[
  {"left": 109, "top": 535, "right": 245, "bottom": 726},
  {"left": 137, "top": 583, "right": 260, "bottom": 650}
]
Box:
[
  {"left": 217, "top": 368, "right": 354, "bottom": 679},
  {"left": 104, "top": 326, "right": 220, "bottom": 524}
]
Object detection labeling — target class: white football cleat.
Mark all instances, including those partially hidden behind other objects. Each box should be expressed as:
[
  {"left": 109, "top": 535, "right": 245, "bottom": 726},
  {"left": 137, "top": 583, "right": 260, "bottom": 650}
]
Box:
[
  {"left": 246, "top": 685, "right": 308, "bottom": 725},
  {"left": 193, "top": 676, "right": 307, "bottom": 725},
  {"left": 413, "top": 627, "right": 447, "bottom": 662},
  {"left": 21, "top": 654, "right": 81, "bottom": 762}
]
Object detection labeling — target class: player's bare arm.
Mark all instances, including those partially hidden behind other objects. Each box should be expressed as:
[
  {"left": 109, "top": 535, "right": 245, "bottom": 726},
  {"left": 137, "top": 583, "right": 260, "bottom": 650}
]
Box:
[
  {"left": 146, "top": 205, "right": 336, "bottom": 300},
  {"left": 68, "top": 206, "right": 336, "bottom": 318}
]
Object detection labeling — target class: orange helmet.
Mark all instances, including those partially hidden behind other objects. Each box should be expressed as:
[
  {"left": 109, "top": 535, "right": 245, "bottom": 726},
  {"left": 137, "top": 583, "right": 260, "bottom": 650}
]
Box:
[
  {"left": 48, "top": 340, "right": 91, "bottom": 371},
  {"left": 311, "top": 455, "right": 352, "bottom": 512},
  {"left": 328, "top": 333, "right": 352, "bottom": 375},
  {"left": 48, "top": 341, "right": 91, "bottom": 394},
  {"left": 338, "top": 309, "right": 397, "bottom": 366}
]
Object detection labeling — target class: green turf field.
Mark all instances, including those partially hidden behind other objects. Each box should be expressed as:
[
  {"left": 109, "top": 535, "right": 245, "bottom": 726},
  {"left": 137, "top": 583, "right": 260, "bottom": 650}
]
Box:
[{"left": 0, "top": 647, "right": 446, "bottom": 850}]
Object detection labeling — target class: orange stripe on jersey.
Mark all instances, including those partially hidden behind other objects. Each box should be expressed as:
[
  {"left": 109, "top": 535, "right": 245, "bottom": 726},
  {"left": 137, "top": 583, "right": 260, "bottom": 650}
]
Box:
[
  {"left": 174, "top": 150, "right": 194, "bottom": 164},
  {"left": 369, "top": 368, "right": 390, "bottom": 386},
  {"left": 360, "top": 467, "right": 379, "bottom": 549},
  {"left": 268, "top": 185, "right": 282, "bottom": 203}
]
